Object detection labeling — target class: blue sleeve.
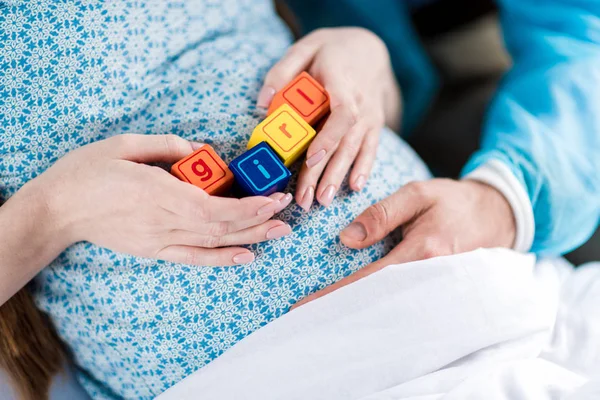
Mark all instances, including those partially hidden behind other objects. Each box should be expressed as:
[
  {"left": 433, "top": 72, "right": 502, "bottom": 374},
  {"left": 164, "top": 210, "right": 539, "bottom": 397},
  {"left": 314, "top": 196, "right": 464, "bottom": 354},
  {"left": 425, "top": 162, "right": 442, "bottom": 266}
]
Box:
[{"left": 461, "top": 0, "right": 600, "bottom": 256}]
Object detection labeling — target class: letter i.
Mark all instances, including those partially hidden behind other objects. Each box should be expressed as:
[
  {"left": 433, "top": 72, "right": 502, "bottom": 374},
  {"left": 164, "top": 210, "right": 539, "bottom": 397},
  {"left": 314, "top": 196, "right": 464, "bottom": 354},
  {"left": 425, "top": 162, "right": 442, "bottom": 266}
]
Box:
[{"left": 254, "top": 159, "right": 271, "bottom": 179}]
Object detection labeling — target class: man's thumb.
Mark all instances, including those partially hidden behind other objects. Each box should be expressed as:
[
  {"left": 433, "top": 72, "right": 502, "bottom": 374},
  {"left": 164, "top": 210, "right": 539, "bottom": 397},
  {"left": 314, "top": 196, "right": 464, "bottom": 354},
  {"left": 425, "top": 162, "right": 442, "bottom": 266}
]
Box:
[{"left": 340, "top": 182, "right": 426, "bottom": 249}]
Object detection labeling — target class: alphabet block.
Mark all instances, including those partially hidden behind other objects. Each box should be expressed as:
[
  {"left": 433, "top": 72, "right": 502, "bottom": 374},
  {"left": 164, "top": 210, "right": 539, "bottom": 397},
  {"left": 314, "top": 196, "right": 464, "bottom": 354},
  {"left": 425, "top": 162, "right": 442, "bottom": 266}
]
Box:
[
  {"left": 229, "top": 142, "right": 291, "bottom": 196},
  {"left": 171, "top": 144, "right": 234, "bottom": 195},
  {"left": 267, "top": 71, "right": 330, "bottom": 126},
  {"left": 248, "top": 104, "right": 316, "bottom": 167}
]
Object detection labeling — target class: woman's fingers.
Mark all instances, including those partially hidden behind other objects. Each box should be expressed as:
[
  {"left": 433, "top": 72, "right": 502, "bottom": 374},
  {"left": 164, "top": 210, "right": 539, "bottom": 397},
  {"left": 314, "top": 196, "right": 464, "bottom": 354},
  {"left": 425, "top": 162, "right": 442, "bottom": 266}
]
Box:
[
  {"left": 258, "top": 35, "right": 322, "bottom": 108},
  {"left": 314, "top": 122, "right": 371, "bottom": 204},
  {"left": 165, "top": 177, "right": 290, "bottom": 222},
  {"left": 155, "top": 246, "right": 256, "bottom": 267},
  {"left": 168, "top": 219, "right": 292, "bottom": 249},
  {"left": 304, "top": 90, "right": 358, "bottom": 169},
  {"left": 296, "top": 149, "right": 335, "bottom": 210},
  {"left": 295, "top": 96, "right": 359, "bottom": 209},
  {"left": 225, "top": 193, "right": 293, "bottom": 233},
  {"left": 349, "top": 126, "right": 380, "bottom": 191},
  {"left": 165, "top": 189, "right": 292, "bottom": 236}
]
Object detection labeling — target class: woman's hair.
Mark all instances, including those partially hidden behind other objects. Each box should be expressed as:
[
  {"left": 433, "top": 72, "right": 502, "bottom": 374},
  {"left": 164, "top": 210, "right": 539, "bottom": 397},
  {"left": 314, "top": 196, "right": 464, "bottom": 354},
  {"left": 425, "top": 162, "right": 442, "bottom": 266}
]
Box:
[
  {"left": 0, "top": 288, "right": 66, "bottom": 400},
  {"left": 0, "top": 196, "right": 67, "bottom": 400}
]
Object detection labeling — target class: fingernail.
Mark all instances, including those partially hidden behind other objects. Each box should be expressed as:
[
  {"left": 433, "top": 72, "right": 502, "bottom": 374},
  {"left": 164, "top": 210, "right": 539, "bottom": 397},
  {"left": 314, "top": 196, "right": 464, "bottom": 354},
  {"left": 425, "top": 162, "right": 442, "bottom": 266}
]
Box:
[
  {"left": 341, "top": 222, "right": 367, "bottom": 242},
  {"left": 305, "top": 149, "right": 326, "bottom": 168},
  {"left": 354, "top": 175, "right": 366, "bottom": 191},
  {"left": 269, "top": 192, "right": 286, "bottom": 202},
  {"left": 266, "top": 223, "right": 292, "bottom": 240},
  {"left": 299, "top": 186, "right": 314, "bottom": 211},
  {"left": 275, "top": 193, "right": 293, "bottom": 212},
  {"left": 190, "top": 142, "right": 204, "bottom": 150},
  {"left": 233, "top": 252, "right": 255, "bottom": 265},
  {"left": 257, "top": 199, "right": 279, "bottom": 215},
  {"left": 257, "top": 86, "right": 276, "bottom": 108},
  {"left": 319, "top": 185, "right": 336, "bottom": 207}
]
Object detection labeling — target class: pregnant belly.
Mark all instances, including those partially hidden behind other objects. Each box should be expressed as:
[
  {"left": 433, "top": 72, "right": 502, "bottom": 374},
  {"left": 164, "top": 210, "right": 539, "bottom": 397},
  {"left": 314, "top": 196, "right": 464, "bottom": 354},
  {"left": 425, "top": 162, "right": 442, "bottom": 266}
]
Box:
[{"left": 34, "top": 128, "right": 430, "bottom": 399}]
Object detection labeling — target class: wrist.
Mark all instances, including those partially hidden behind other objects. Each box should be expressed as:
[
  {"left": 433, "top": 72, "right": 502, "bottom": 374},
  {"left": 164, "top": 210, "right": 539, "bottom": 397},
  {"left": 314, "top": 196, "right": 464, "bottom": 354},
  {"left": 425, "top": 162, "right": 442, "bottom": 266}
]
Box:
[
  {"left": 462, "top": 179, "right": 517, "bottom": 249},
  {"left": 22, "top": 175, "right": 78, "bottom": 249},
  {"left": 0, "top": 177, "right": 75, "bottom": 305},
  {"left": 463, "top": 160, "right": 534, "bottom": 253}
]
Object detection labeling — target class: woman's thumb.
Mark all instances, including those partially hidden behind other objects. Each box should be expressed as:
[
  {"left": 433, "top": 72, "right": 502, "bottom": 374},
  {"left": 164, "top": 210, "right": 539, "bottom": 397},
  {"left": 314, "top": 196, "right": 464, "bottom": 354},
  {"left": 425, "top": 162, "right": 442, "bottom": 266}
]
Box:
[
  {"left": 109, "top": 134, "right": 200, "bottom": 164},
  {"left": 257, "top": 41, "right": 320, "bottom": 108}
]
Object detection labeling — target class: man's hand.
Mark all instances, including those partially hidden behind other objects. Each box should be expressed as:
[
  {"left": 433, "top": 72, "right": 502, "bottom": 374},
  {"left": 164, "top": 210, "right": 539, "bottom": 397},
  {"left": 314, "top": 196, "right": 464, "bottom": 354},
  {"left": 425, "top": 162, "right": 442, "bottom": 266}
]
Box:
[{"left": 293, "top": 179, "right": 516, "bottom": 308}]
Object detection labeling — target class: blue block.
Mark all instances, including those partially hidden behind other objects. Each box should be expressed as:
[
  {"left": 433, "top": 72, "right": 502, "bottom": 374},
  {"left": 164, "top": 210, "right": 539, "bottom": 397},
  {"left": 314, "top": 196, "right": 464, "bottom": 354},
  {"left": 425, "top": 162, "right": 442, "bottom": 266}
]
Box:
[{"left": 229, "top": 142, "right": 291, "bottom": 196}]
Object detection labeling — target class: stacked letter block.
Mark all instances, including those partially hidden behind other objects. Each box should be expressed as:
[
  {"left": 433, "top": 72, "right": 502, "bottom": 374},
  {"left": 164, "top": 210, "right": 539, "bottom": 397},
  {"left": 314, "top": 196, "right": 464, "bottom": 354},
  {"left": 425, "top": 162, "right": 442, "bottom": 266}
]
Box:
[
  {"left": 171, "top": 72, "right": 330, "bottom": 196},
  {"left": 171, "top": 144, "right": 234, "bottom": 195}
]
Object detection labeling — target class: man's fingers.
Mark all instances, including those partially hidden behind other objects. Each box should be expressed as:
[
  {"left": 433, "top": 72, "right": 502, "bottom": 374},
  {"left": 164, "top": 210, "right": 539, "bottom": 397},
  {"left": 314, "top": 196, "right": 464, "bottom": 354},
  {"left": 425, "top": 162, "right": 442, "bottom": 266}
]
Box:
[
  {"left": 108, "top": 134, "right": 199, "bottom": 163},
  {"left": 155, "top": 246, "right": 256, "bottom": 267},
  {"left": 292, "top": 236, "right": 424, "bottom": 309},
  {"left": 257, "top": 39, "right": 321, "bottom": 107},
  {"left": 340, "top": 182, "right": 430, "bottom": 249}
]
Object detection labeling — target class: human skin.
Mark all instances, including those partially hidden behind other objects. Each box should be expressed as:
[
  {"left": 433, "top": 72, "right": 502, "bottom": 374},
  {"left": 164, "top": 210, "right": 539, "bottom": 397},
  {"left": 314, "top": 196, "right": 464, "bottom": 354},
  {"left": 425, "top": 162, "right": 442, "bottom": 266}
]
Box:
[
  {"left": 295, "top": 179, "right": 516, "bottom": 307},
  {"left": 0, "top": 134, "right": 293, "bottom": 306},
  {"left": 258, "top": 28, "right": 517, "bottom": 307}
]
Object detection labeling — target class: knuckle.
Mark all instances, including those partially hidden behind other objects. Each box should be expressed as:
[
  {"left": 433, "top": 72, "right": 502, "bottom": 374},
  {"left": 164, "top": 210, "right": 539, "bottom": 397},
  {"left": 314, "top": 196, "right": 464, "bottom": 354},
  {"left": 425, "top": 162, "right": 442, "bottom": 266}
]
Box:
[
  {"left": 366, "top": 201, "right": 390, "bottom": 228},
  {"left": 265, "top": 68, "right": 286, "bottom": 86},
  {"left": 328, "top": 88, "right": 353, "bottom": 109},
  {"left": 318, "top": 133, "right": 339, "bottom": 151},
  {"left": 162, "top": 134, "right": 184, "bottom": 153},
  {"left": 206, "top": 222, "right": 228, "bottom": 238},
  {"left": 113, "top": 134, "right": 135, "bottom": 150},
  {"left": 192, "top": 202, "right": 211, "bottom": 221},
  {"left": 420, "top": 237, "right": 445, "bottom": 259},
  {"left": 288, "top": 42, "right": 312, "bottom": 60},
  {"left": 342, "top": 141, "right": 361, "bottom": 157},
  {"left": 185, "top": 248, "right": 200, "bottom": 266},
  {"left": 405, "top": 181, "right": 430, "bottom": 202},
  {"left": 345, "top": 103, "right": 361, "bottom": 127},
  {"left": 203, "top": 234, "right": 223, "bottom": 249}
]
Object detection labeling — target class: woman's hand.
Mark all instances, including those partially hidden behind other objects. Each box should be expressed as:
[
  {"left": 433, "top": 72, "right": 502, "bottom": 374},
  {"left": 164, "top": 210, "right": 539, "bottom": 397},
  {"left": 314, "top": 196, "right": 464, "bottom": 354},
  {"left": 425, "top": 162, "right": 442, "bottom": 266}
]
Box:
[
  {"left": 293, "top": 179, "right": 516, "bottom": 308},
  {"left": 39, "top": 134, "right": 293, "bottom": 266},
  {"left": 258, "top": 28, "right": 402, "bottom": 210}
]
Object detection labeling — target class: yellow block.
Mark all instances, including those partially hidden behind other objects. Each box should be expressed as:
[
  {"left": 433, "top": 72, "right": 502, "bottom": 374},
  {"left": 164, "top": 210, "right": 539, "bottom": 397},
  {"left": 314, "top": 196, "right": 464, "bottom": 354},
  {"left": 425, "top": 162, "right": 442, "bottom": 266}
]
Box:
[{"left": 248, "top": 104, "right": 316, "bottom": 167}]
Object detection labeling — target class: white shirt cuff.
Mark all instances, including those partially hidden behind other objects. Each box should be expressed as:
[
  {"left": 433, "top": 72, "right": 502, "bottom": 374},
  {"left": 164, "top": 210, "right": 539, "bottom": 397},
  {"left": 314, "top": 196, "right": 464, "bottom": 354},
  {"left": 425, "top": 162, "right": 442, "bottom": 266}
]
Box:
[{"left": 463, "top": 160, "right": 535, "bottom": 253}]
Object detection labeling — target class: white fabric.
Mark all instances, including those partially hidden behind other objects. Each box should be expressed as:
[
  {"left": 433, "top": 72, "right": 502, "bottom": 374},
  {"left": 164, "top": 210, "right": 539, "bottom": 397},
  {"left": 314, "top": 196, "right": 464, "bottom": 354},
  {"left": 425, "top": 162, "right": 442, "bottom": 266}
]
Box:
[
  {"left": 158, "top": 249, "right": 600, "bottom": 400},
  {"left": 465, "top": 160, "right": 535, "bottom": 253}
]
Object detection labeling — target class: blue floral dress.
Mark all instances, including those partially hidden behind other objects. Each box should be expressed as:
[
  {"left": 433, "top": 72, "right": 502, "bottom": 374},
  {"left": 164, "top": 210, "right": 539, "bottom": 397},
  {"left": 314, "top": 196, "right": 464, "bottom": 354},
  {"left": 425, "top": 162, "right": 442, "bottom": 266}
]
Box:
[{"left": 0, "top": 1, "right": 430, "bottom": 398}]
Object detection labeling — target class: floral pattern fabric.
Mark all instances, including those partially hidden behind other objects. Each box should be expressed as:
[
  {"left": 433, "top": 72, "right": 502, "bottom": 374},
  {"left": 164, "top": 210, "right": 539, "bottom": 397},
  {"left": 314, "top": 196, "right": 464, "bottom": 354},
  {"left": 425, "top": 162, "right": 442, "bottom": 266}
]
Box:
[{"left": 0, "top": 1, "right": 431, "bottom": 399}]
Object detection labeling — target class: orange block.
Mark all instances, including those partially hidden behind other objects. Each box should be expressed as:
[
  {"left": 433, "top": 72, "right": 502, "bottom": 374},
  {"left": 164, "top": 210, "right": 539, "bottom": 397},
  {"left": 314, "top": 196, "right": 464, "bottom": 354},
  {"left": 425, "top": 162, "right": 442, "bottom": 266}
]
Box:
[
  {"left": 267, "top": 72, "right": 329, "bottom": 126},
  {"left": 171, "top": 144, "right": 234, "bottom": 195}
]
